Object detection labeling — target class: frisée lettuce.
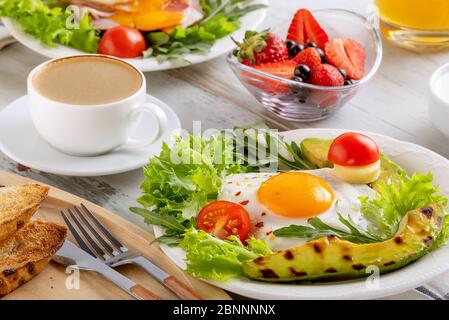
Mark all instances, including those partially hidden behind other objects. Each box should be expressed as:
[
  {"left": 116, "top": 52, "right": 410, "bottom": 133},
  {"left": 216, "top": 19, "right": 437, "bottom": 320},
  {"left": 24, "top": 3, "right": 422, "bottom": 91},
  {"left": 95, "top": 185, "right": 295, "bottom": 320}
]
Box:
[
  {"left": 179, "top": 228, "right": 271, "bottom": 281},
  {"left": 360, "top": 172, "right": 448, "bottom": 240}
]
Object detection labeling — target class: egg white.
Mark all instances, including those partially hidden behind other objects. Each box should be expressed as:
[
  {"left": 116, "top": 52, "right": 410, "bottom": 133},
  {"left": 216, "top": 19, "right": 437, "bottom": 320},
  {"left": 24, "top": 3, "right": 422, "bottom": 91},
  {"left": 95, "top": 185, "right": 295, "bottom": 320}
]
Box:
[{"left": 218, "top": 168, "right": 376, "bottom": 250}]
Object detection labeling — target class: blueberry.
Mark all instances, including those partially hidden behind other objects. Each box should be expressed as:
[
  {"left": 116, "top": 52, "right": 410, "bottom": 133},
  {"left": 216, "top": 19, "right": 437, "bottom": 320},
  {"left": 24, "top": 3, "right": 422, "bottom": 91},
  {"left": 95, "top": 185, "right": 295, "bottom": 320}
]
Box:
[
  {"left": 307, "top": 41, "right": 317, "bottom": 48},
  {"left": 316, "top": 48, "right": 325, "bottom": 63},
  {"left": 285, "top": 40, "right": 296, "bottom": 50},
  {"left": 344, "top": 79, "right": 353, "bottom": 86},
  {"left": 337, "top": 68, "right": 348, "bottom": 79},
  {"left": 294, "top": 64, "right": 311, "bottom": 80},
  {"left": 288, "top": 45, "right": 302, "bottom": 58}
]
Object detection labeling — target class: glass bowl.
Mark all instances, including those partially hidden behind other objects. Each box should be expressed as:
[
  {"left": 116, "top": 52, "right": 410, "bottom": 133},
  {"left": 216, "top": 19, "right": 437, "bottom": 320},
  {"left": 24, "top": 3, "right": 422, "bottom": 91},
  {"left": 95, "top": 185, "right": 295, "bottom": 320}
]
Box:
[{"left": 226, "top": 9, "right": 383, "bottom": 122}]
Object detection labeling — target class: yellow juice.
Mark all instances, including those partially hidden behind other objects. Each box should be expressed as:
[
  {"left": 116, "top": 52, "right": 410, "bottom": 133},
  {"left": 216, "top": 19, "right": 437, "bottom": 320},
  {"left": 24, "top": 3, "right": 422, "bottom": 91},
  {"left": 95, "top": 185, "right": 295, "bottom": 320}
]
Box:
[
  {"left": 376, "top": 0, "right": 449, "bottom": 49},
  {"left": 376, "top": 0, "right": 449, "bottom": 30}
]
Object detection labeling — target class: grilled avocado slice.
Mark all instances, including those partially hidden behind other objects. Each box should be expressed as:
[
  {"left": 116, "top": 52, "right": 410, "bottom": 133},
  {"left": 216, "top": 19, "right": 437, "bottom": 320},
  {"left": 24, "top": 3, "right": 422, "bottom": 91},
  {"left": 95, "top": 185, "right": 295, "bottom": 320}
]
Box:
[{"left": 242, "top": 204, "right": 444, "bottom": 282}]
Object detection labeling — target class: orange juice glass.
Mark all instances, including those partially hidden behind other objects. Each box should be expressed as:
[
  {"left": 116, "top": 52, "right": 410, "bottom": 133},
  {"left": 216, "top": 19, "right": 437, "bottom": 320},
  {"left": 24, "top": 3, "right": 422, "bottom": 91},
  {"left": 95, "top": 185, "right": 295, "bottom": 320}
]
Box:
[{"left": 376, "top": 0, "right": 449, "bottom": 50}]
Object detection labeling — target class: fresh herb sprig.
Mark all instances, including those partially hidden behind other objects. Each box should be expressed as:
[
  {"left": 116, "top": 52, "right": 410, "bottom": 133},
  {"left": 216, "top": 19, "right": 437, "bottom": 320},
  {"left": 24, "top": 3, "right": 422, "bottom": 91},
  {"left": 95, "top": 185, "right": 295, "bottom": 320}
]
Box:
[
  {"left": 274, "top": 212, "right": 382, "bottom": 244},
  {"left": 143, "top": 0, "right": 267, "bottom": 63}
]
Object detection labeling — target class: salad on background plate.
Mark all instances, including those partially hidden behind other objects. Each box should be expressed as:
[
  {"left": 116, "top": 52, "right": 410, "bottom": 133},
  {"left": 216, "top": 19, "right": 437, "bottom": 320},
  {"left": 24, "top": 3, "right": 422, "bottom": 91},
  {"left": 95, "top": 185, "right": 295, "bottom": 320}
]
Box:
[
  {"left": 0, "top": 0, "right": 267, "bottom": 71},
  {"left": 129, "top": 125, "right": 449, "bottom": 299}
]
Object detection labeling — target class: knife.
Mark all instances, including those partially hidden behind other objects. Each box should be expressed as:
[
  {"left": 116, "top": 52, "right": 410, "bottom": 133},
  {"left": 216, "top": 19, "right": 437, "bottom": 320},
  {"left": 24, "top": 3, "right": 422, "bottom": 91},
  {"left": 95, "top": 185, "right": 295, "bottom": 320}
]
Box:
[{"left": 53, "top": 240, "right": 161, "bottom": 300}]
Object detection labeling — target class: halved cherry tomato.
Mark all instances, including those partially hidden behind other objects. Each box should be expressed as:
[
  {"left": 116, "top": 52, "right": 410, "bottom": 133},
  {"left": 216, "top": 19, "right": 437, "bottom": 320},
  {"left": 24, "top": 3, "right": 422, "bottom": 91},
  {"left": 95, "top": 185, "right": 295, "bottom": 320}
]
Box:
[
  {"left": 197, "top": 200, "right": 251, "bottom": 242},
  {"left": 98, "top": 26, "right": 147, "bottom": 58},
  {"left": 328, "top": 132, "right": 380, "bottom": 166}
]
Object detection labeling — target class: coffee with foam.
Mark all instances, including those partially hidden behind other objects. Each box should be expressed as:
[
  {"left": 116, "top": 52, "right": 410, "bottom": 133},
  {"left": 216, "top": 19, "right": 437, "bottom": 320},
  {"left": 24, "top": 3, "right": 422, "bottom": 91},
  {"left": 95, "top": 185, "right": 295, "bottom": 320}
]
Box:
[{"left": 32, "top": 56, "right": 142, "bottom": 105}]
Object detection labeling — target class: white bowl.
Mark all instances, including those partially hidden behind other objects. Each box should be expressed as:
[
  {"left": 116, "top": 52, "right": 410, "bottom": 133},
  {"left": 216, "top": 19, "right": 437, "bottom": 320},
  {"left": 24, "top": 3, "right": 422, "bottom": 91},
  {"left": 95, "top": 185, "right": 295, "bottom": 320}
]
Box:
[{"left": 429, "top": 63, "right": 449, "bottom": 138}]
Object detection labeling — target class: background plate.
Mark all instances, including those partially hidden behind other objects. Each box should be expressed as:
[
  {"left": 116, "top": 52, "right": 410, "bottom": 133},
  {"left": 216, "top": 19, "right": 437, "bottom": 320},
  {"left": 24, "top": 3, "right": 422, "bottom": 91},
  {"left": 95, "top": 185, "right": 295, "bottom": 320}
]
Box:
[
  {"left": 154, "top": 128, "right": 449, "bottom": 300},
  {"left": 1, "top": 0, "right": 268, "bottom": 72}
]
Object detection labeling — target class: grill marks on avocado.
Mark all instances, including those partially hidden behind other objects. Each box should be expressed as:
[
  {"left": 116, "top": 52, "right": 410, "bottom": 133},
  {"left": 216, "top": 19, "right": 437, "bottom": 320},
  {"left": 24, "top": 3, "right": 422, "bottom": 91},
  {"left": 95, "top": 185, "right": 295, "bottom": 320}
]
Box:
[
  {"left": 424, "top": 236, "right": 434, "bottom": 246},
  {"left": 421, "top": 206, "right": 434, "bottom": 219},
  {"left": 289, "top": 268, "right": 307, "bottom": 277},
  {"left": 261, "top": 269, "right": 279, "bottom": 278},
  {"left": 284, "top": 250, "right": 294, "bottom": 260}
]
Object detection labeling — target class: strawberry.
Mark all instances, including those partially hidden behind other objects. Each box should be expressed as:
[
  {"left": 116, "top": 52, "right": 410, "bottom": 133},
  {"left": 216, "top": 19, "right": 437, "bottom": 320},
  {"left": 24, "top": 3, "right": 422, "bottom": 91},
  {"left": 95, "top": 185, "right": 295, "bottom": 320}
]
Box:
[
  {"left": 287, "top": 9, "right": 328, "bottom": 48},
  {"left": 233, "top": 30, "right": 289, "bottom": 65},
  {"left": 309, "top": 64, "right": 344, "bottom": 87},
  {"left": 324, "top": 38, "right": 366, "bottom": 80},
  {"left": 292, "top": 47, "right": 322, "bottom": 68},
  {"left": 253, "top": 60, "right": 297, "bottom": 79},
  {"left": 245, "top": 60, "right": 297, "bottom": 95}
]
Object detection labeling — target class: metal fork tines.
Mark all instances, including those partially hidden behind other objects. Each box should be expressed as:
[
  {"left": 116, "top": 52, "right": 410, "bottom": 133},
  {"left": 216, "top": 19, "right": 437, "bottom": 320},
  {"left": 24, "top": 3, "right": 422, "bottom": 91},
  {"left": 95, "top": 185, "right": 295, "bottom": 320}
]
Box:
[{"left": 61, "top": 204, "right": 203, "bottom": 300}]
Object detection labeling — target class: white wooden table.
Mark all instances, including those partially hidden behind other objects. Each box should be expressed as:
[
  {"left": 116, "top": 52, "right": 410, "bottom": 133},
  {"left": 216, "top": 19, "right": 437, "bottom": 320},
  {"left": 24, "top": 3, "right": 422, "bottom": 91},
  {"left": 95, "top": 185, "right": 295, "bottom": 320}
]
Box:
[{"left": 0, "top": 0, "right": 448, "bottom": 299}]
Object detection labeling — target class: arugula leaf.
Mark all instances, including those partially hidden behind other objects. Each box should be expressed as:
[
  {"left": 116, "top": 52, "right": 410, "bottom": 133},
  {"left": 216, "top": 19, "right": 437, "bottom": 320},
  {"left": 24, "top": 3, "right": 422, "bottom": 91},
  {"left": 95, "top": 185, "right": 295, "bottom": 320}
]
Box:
[
  {"left": 273, "top": 224, "right": 328, "bottom": 239},
  {"left": 130, "top": 207, "right": 187, "bottom": 233},
  {"left": 179, "top": 228, "right": 271, "bottom": 281},
  {"left": 274, "top": 214, "right": 381, "bottom": 244},
  {"left": 360, "top": 172, "right": 448, "bottom": 239},
  {"left": 143, "top": 0, "right": 267, "bottom": 63},
  {"left": 0, "top": 0, "right": 99, "bottom": 52}
]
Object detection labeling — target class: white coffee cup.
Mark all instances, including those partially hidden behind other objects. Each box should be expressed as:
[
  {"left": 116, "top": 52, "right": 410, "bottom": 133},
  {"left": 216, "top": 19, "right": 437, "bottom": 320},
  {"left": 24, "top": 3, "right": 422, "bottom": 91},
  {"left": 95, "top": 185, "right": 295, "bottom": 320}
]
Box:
[
  {"left": 429, "top": 63, "right": 449, "bottom": 138},
  {"left": 27, "top": 55, "right": 165, "bottom": 156}
]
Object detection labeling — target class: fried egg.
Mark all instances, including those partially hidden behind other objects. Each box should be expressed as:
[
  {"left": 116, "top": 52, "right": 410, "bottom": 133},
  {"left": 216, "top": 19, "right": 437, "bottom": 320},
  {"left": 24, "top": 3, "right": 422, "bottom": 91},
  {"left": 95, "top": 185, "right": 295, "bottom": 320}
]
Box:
[{"left": 218, "top": 168, "right": 376, "bottom": 250}]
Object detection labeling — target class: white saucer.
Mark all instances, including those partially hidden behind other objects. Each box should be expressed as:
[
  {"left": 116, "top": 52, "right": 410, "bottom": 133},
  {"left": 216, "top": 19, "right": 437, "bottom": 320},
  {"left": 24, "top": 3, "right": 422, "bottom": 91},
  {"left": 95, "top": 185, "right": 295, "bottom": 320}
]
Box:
[{"left": 0, "top": 95, "right": 181, "bottom": 176}]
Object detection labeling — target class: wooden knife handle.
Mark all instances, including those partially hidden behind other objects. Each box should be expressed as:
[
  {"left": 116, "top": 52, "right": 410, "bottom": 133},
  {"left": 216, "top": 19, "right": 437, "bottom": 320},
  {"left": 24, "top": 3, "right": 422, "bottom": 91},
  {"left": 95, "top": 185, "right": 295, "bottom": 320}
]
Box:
[
  {"left": 163, "top": 276, "right": 203, "bottom": 300},
  {"left": 130, "top": 284, "right": 162, "bottom": 300}
]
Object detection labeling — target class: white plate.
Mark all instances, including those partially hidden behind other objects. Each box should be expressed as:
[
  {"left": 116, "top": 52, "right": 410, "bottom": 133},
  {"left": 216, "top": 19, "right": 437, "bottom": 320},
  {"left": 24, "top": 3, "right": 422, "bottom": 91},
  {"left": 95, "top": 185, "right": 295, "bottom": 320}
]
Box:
[
  {"left": 0, "top": 94, "right": 181, "bottom": 176},
  {"left": 1, "top": 0, "right": 268, "bottom": 72},
  {"left": 154, "top": 128, "right": 449, "bottom": 300}
]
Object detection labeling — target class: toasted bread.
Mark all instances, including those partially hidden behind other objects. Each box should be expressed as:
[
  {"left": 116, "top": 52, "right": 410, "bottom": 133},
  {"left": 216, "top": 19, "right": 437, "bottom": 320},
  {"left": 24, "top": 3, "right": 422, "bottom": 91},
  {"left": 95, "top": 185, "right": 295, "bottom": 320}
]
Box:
[
  {"left": 0, "top": 184, "right": 49, "bottom": 242},
  {"left": 0, "top": 221, "right": 67, "bottom": 296}
]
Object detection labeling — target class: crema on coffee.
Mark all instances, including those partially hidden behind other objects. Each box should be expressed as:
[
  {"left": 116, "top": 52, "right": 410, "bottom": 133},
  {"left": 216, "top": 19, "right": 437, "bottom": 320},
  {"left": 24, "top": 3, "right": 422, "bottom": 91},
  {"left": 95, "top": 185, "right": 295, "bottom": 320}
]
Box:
[{"left": 32, "top": 56, "right": 142, "bottom": 105}]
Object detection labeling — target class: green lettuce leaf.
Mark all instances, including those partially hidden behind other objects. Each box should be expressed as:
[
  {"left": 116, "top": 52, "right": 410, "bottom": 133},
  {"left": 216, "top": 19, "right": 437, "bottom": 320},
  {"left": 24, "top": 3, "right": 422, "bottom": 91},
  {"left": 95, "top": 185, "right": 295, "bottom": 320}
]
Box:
[
  {"left": 360, "top": 172, "right": 448, "bottom": 239},
  {"left": 137, "top": 133, "right": 252, "bottom": 222},
  {"left": 179, "top": 228, "right": 271, "bottom": 281},
  {"left": 0, "top": 0, "right": 99, "bottom": 52}
]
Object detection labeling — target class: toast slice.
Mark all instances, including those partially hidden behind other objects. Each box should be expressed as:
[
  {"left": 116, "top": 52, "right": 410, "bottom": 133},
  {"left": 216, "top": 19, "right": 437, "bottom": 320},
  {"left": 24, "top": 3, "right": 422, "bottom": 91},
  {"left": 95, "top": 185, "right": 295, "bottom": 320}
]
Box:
[
  {"left": 0, "top": 221, "right": 67, "bottom": 296},
  {"left": 0, "top": 184, "right": 49, "bottom": 242}
]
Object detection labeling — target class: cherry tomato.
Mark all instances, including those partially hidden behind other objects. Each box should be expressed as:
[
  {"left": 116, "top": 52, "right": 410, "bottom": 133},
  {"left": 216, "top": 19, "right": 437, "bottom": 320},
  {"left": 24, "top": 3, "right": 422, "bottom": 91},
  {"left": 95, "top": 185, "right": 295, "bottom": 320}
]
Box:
[
  {"left": 328, "top": 132, "right": 379, "bottom": 166},
  {"left": 98, "top": 26, "right": 147, "bottom": 58},
  {"left": 197, "top": 200, "right": 251, "bottom": 242}
]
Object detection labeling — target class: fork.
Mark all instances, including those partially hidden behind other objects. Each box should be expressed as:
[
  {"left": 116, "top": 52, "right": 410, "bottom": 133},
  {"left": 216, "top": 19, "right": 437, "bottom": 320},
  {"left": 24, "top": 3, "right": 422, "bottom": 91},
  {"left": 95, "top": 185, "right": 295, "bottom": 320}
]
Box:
[{"left": 61, "top": 203, "right": 203, "bottom": 300}]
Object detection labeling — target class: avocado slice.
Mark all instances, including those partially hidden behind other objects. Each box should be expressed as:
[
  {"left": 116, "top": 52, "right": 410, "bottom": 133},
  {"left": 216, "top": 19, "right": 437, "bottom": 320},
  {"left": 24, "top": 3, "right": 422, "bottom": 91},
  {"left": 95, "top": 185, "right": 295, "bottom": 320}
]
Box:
[
  {"left": 300, "top": 138, "right": 333, "bottom": 168},
  {"left": 300, "top": 138, "right": 405, "bottom": 189},
  {"left": 242, "top": 204, "right": 444, "bottom": 282},
  {"left": 370, "top": 153, "right": 406, "bottom": 191}
]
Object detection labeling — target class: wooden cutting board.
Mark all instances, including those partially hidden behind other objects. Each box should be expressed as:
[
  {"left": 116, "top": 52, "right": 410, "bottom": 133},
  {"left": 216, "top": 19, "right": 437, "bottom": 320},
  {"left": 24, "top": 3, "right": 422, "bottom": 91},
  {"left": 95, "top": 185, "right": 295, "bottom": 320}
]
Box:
[{"left": 0, "top": 170, "right": 230, "bottom": 300}]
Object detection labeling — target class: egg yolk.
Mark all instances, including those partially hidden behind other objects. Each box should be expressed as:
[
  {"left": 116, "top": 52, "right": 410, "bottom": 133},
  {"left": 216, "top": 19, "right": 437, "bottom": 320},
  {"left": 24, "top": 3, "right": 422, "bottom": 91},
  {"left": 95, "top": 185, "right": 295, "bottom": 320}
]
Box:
[
  {"left": 111, "top": 0, "right": 184, "bottom": 31},
  {"left": 257, "top": 172, "right": 334, "bottom": 218}
]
